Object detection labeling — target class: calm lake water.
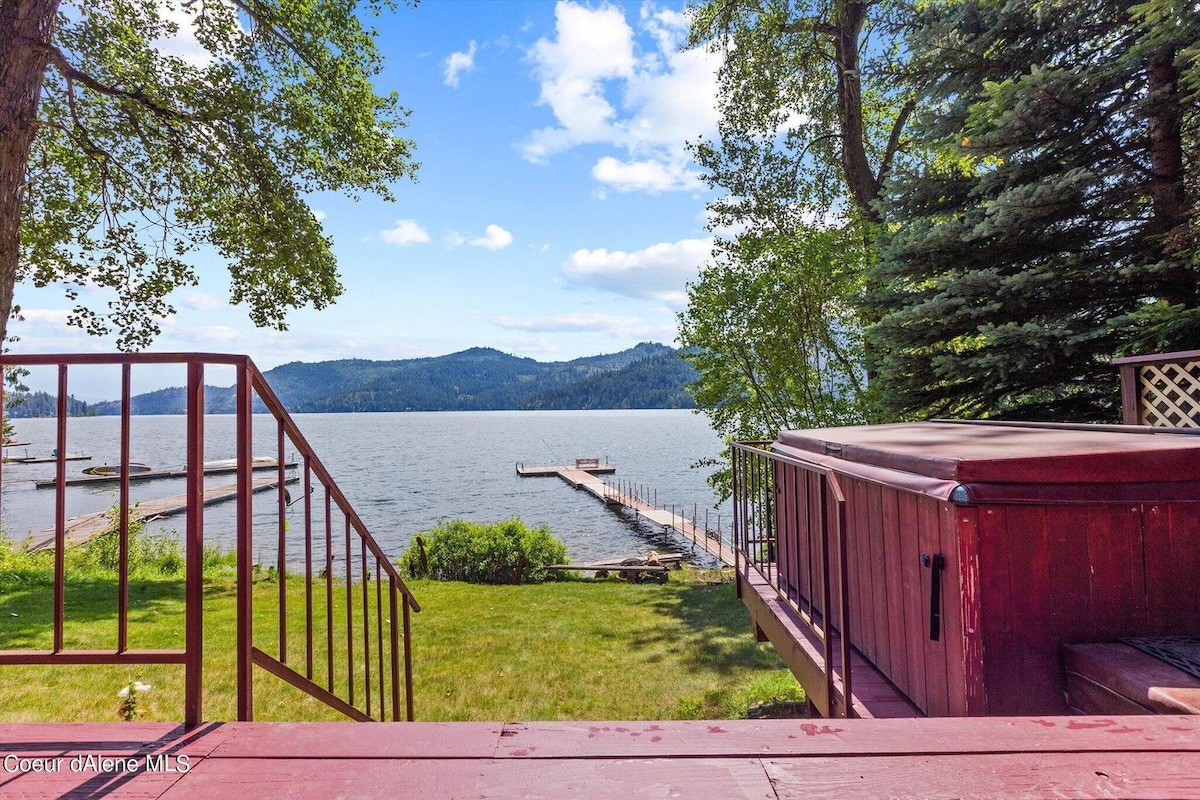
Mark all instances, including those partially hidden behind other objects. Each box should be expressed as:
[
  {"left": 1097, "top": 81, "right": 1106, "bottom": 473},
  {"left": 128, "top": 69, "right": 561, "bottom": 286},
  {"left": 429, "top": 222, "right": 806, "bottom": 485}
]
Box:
[{"left": 1, "top": 410, "right": 730, "bottom": 565}]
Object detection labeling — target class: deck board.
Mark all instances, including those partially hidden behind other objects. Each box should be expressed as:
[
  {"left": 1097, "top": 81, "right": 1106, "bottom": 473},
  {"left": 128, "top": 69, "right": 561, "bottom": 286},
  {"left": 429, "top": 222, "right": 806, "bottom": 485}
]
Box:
[{"left": 3, "top": 718, "right": 1200, "bottom": 798}]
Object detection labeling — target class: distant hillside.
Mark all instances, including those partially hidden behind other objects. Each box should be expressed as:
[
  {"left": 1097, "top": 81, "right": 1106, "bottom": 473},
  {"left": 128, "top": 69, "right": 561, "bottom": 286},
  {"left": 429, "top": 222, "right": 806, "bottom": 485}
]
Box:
[
  {"left": 69, "top": 343, "right": 696, "bottom": 415},
  {"left": 521, "top": 350, "right": 695, "bottom": 410},
  {"left": 7, "top": 391, "right": 97, "bottom": 418}
]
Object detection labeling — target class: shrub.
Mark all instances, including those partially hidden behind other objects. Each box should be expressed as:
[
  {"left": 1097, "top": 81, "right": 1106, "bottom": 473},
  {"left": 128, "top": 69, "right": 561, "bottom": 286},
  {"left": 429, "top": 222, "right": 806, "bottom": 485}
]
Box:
[
  {"left": 0, "top": 504, "right": 221, "bottom": 590},
  {"left": 399, "top": 519, "right": 567, "bottom": 584},
  {"left": 71, "top": 507, "right": 185, "bottom": 577}
]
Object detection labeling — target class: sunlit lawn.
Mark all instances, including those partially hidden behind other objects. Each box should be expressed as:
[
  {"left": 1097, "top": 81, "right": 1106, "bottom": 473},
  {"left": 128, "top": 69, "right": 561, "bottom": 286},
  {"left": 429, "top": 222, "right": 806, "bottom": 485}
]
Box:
[{"left": 0, "top": 568, "right": 803, "bottom": 723}]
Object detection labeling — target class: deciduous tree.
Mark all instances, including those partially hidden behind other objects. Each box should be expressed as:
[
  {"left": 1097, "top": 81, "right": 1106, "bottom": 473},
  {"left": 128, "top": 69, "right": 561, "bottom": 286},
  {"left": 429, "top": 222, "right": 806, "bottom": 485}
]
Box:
[
  {"left": 0, "top": 0, "right": 417, "bottom": 349},
  {"left": 680, "top": 0, "right": 919, "bottom": 460},
  {"left": 679, "top": 225, "right": 872, "bottom": 496}
]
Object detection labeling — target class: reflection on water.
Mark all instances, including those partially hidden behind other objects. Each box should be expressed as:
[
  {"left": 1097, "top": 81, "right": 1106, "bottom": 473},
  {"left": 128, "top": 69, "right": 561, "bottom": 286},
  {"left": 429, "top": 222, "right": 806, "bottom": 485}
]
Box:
[{"left": 1, "top": 410, "right": 729, "bottom": 566}]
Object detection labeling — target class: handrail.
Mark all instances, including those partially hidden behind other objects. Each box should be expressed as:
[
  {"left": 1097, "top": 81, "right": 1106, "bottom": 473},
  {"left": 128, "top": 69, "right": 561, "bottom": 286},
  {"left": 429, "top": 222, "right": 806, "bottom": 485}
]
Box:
[
  {"left": 0, "top": 353, "right": 419, "bottom": 724},
  {"left": 731, "top": 441, "right": 854, "bottom": 718}
]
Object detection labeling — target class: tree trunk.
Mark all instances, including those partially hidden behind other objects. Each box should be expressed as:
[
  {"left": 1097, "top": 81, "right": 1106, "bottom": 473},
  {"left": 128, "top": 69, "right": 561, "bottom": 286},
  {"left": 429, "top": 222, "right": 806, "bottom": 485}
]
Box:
[
  {"left": 0, "top": 0, "right": 59, "bottom": 346},
  {"left": 834, "top": 0, "right": 881, "bottom": 224},
  {"left": 1145, "top": 54, "right": 1193, "bottom": 308}
]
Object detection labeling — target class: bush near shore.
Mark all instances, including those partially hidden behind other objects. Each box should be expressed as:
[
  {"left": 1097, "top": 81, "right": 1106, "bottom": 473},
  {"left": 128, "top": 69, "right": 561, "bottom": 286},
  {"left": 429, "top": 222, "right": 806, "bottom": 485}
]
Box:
[{"left": 399, "top": 518, "right": 568, "bottom": 584}]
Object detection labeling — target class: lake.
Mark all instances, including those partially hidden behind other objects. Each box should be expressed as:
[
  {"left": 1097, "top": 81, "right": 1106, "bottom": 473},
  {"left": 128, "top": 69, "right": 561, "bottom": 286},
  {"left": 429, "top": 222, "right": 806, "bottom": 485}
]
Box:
[{"left": 1, "top": 410, "right": 730, "bottom": 566}]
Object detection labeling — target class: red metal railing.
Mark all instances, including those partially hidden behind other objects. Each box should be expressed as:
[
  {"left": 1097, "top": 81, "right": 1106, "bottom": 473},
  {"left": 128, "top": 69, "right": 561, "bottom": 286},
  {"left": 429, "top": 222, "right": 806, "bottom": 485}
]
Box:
[
  {"left": 731, "top": 441, "right": 854, "bottom": 718},
  {"left": 0, "top": 353, "right": 419, "bottom": 725}
]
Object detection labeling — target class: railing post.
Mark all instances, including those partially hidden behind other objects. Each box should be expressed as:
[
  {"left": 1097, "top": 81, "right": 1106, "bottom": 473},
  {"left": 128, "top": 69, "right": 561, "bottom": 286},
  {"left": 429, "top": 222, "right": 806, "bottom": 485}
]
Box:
[
  {"left": 1119, "top": 364, "right": 1140, "bottom": 424},
  {"left": 819, "top": 475, "right": 834, "bottom": 718},
  {"left": 236, "top": 362, "right": 254, "bottom": 721},
  {"left": 835, "top": 484, "right": 853, "bottom": 719},
  {"left": 53, "top": 365, "right": 67, "bottom": 654},
  {"left": 732, "top": 447, "right": 742, "bottom": 596},
  {"left": 118, "top": 363, "right": 132, "bottom": 654},
  {"left": 184, "top": 360, "right": 205, "bottom": 727}
]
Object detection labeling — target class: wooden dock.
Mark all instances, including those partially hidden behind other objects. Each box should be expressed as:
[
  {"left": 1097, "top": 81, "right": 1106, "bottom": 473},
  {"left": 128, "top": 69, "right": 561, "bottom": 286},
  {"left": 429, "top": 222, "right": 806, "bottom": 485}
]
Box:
[
  {"left": 517, "top": 460, "right": 736, "bottom": 565},
  {"left": 24, "top": 477, "right": 298, "bottom": 551},
  {"left": 3, "top": 452, "right": 91, "bottom": 464},
  {"left": 35, "top": 457, "right": 296, "bottom": 489}
]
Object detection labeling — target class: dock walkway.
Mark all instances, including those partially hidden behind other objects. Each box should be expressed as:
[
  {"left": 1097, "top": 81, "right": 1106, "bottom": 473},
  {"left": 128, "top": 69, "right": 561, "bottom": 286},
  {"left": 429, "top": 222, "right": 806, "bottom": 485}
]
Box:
[
  {"left": 25, "top": 477, "right": 298, "bottom": 551},
  {"left": 517, "top": 460, "right": 736, "bottom": 565},
  {"left": 35, "top": 458, "right": 295, "bottom": 489}
]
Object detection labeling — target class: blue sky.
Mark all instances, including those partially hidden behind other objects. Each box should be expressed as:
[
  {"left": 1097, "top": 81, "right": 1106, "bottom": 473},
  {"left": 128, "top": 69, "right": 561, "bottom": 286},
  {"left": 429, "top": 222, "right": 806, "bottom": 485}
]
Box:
[{"left": 13, "top": 0, "right": 724, "bottom": 398}]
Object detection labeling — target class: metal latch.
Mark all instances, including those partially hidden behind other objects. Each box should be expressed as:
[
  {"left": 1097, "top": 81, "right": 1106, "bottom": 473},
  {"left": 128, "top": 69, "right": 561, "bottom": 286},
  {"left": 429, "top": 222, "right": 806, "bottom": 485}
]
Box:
[{"left": 921, "top": 552, "right": 945, "bottom": 641}]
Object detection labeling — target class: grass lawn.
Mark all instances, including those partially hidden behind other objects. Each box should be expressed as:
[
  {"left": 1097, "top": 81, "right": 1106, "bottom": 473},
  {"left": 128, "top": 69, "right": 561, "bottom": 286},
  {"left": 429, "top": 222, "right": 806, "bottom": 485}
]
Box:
[{"left": 0, "top": 567, "right": 803, "bottom": 723}]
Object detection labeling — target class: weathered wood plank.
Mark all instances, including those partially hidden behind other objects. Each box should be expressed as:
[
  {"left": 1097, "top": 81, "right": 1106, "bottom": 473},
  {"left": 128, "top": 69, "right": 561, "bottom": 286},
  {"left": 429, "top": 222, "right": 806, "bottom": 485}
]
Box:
[
  {"left": 7, "top": 718, "right": 1200, "bottom": 799},
  {"left": 1005, "top": 505, "right": 1060, "bottom": 714},
  {"left": 955, "top": 507, "right": 986, "bottom": 716},
  {"left": 849, "top": 478, "right": 873, "bottom": 663},
  {"left": 209, "top": 721, "right": 504, "bottom": 758},
  {"left": 919, "top": 496, "right": 950, "bottom": 716},
  {"left": 1144, "top": 503, "right": 1200, "bottom": 634},
  {"left": 937, "top": 501, "right": 968, "bottom": 716},
  {"left": 866, "top": 483, "right": 891, "bottom": 678},
  {"left": 1087, "top": 505, "right": 1146, "bottom": 640},
  {"left": 881, "top": 486, "right": 907, "bottom": 694},
  {"left": 1064, "top": 643, "right": 1200, "bottom": 715},
  {"left": 161, "top": 757, "right": 778, "bottom": 800},
  {"left": 897, "top": 490, "right": 927, "bottom": 713},
  {"left": 765, "top": 752, "right": 1200, "bottom": 799}
]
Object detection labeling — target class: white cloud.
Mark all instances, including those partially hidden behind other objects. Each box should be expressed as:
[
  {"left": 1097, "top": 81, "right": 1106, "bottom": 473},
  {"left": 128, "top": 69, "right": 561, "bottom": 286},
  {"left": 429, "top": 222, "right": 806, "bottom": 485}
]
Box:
[
  {"left": 312, "top": 209, "right": 326, "bottom": 222},
  {"left": 523, "top": 2, "right": 636, "bottom": 163},
  {"left": 470, "top": 224, "right": 514, "bottom": 251},
  {"left": 176, "top": 291, "right": 222, "bottom": 311},
  {"left": 562, "top": 238, "right": 711, "bottom": 309},
  {"left": 444, "top": 40, "right": 477, "bottom": 87},
  {"left": 521, "top": 1, "right": 720, "bottom": 194},
  {"left": 492, "top": 312, "right": 672, "bottom": 339},
  {"left": 16, "top": 308, "right": 72, "bottom": 327},
  {"left": 151, "top": 0, "right": 245, "bottom": 68},
  {"left": 379, "top": 219, "right": 430, "bottom": 246},
  {"left": 591, "top": 156, "right": 701, "bottom": 194},
  {"left": 492, "top": 313, "right": 641, "bottom": 333}
]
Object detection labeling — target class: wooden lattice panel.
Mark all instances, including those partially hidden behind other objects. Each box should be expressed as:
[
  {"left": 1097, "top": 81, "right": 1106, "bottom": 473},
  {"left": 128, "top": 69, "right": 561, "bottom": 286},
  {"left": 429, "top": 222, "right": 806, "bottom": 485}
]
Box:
[{"left": 1139, "top": 361, "right": 1200, "bottom": 427}]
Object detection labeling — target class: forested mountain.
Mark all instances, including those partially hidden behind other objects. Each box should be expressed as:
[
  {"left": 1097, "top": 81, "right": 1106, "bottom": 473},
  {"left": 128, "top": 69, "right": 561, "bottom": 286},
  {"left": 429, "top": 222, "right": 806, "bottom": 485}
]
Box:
[
  {"left": 521, "top": 350, "right": 696, "bottom": 410},
  {"left": 7, "top": 391, "right": 97, "bottom": 418},
  {"left": 62, "top": 343, "right": 696, "bottom": 416}
]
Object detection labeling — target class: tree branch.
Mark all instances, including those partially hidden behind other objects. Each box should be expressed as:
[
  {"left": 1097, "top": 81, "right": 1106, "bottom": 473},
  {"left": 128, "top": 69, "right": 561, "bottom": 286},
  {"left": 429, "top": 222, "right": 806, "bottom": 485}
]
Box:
[
  {"left": 875, "top": 97, "right": 916, "bottom": 188},
  {"left": 32, "top": 39, "right": 196, "bottom": 124}
]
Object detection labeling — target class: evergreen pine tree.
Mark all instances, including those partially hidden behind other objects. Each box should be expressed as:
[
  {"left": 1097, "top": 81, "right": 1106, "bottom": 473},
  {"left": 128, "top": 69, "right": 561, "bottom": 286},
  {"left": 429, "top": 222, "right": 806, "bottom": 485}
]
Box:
[{"left": 867, "top": 0, "right": 1199, "bottom": 420}]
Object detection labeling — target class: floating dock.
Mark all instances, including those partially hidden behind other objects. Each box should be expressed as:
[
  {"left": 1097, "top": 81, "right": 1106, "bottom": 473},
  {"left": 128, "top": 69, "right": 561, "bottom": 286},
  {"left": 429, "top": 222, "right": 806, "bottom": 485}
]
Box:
[
  {"left": 517, "top": 458, "right": 736, "bottom": 565},
  {"left": 35, "top": 457, "right": 296, "bottom": 489},
  {"left": 4, "top": 452, "right": 91, "bottom": 464},
  {"left": 24, "top": 476, "right": 299, "bottom": 551}
]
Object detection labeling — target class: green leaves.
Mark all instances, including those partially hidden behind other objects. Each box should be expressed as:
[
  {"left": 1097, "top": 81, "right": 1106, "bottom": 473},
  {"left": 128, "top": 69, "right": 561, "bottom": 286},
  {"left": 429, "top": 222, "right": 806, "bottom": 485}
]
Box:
[
  {"left": 398, "top": 519, "right": 569, "bottom": 585},
  {"left": 868, "top": 0, "right": 1199, "bottom": 421},
  {"left": 680, "top": 224, "right": 874, "bottom": 441},
  {"left": 7, "top": 0, "right": 419, "bottom": 348}
]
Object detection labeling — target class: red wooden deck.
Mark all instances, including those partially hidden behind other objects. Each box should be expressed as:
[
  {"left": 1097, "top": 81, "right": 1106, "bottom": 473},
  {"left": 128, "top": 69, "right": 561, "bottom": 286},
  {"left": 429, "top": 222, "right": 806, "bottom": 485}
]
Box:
[{"left": 3, "top": 717, "right": 1200, "bottom": 798}]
